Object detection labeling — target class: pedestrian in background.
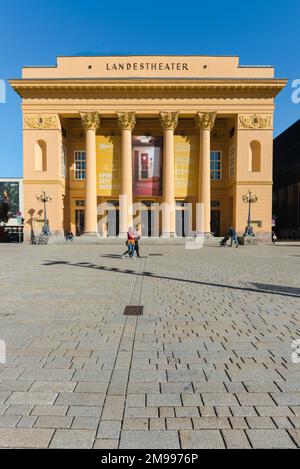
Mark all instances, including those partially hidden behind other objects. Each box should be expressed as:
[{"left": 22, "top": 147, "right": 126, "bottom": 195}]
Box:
[
  {"left": 134, "top": 223, "right": 141, "bottom": 258},
  {"left": 227, "top": 226, "right": 239, "bottom": 248}
]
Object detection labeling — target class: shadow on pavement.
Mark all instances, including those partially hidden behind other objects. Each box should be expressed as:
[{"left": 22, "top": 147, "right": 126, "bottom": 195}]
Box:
[{"left": 42, "top": 260, "right": 300, "bottom": 299}]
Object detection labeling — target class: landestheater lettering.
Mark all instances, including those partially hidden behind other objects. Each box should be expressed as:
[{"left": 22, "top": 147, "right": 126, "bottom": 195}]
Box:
[{"left": 106, "top": 62, "right": 189, "bottom": 71}]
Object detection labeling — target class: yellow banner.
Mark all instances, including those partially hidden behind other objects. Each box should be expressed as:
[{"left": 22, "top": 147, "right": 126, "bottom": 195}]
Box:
[
  {"left": 174, "top": 135, "right": 198, "bottom": 197},
  {"left": 96, "top": 136, "right": 121, "bottom": 196}
]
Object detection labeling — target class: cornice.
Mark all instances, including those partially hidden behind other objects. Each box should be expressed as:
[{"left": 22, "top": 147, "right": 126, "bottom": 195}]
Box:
[{"left": 9, "top": 78, "right": 287, "bottom": 99}]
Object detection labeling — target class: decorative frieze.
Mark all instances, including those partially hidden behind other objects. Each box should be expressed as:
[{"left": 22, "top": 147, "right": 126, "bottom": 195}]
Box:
[
  {"left": 23, "top": 114, "right": 60, "bottom": 129},
  {"left": 195, "top": 111, "right": 217, "bottom": 131},
  {"left": 80, "top": 112, "right": 100, "bottom": 131},
  {"left": 238, "top": 114, "right": 273, "bottom": 129},
  {"left": 159, "top": 111, "right": 179, "bottom": 131},
  {"left": 116, "top": 112, "right": 136, "bottom": 131}
]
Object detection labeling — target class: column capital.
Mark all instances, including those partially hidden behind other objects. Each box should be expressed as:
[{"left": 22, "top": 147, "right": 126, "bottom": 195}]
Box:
[
  {"left": 80, "top": 112, "right": 100, "bottom": 131},
  {"left": 117, "top": 112, "right": 136, "bottom": 131},
  {"left": 159, "top": 112, "right": 179, "bottom": 131},
  {"left": 195, "top": 111, "right": 217, "bottom": 131}
]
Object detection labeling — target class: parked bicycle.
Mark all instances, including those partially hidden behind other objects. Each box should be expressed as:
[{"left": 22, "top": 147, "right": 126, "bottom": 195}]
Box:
[{"left": 32, "top": 232, "right": 49, "bottom": 245}]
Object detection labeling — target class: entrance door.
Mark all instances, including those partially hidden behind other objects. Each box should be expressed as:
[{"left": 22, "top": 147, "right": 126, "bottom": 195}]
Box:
[
  {"left": 141, "top": 201, "right": 154, "bottom": 237},
  {"left": 75, "top": 210, "right": 85, "bottom": 236},
  {"left": 176, "top": 201, "right": 191, "bottom": 237},
  {"left": 211, "top": 210, "right": 221, "bottom": 236},
  {"left": 107, "top": 201, "right": 119, "bottom": 237}
]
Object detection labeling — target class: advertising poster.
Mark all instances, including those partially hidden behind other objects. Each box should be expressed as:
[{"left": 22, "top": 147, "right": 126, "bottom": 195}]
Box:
[
  {"left": 132, "top": 136, "right": 163, "bottom": 196},
  {"left": 174, "top": 135, "right": 198, "bottom": 197},
  {"left": 0, "top": 181, "right": 20, "bottom": 218},
  {"left": 96, "top": 136, "right": 121, "bottom": 196}
]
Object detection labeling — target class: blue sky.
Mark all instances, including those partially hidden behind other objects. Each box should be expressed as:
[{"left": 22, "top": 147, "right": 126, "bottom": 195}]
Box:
[{"left": 0, "top": 0, "right": 299, "bottom": 177}]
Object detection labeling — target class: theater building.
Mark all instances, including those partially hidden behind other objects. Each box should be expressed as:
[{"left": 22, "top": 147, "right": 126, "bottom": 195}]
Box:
[{"left": 9, "top": 55, "right": 287, "bottom": 241}]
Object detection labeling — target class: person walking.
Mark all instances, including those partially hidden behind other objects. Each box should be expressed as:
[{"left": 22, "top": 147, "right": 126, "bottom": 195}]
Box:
[
  {"left": 227, "top": 226, "right": 239, "bottom": 247},
  {"left": 134, "top": 224, "right": 141, "bottom": 258},
  {"left": 271, "top": 230, "right": 277, "bottom": 245},
  {"left": 123, "top": 227, "right": 136, "bottom": 259}
]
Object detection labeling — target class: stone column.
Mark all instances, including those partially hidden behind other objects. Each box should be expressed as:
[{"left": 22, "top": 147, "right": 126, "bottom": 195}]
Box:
[
  {"left": 117, "top": 112, "right": 136, "bottom": 236},
  {"left": 195, "top": 112, "right": 217, "bottom": 235},
  {"left": 160, "top": 112, "right": 179, "bottom": 237},
  {"left": 80, "top": 112, "right": 100, "bottom": 236}
]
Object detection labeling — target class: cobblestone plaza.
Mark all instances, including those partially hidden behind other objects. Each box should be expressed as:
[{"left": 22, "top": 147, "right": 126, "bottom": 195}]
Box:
[{"left": 0, "top": 243, "right": 299, "bottom": 449}]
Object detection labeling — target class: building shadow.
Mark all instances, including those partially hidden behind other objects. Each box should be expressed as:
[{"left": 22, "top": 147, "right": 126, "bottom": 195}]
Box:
[
  {"left": 251, "top": 283, "right": 300, "bottom": 296},
  {"left": 42, "top": 259, "right": 300, "bottom": 299}
]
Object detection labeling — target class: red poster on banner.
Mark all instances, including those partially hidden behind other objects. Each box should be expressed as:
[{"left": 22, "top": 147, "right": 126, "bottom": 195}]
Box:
[{"left": 132, "top": 136, "right": 163, "bottom": 196}]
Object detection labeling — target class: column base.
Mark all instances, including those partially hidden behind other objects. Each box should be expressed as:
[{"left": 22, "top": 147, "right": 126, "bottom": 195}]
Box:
[
  {"left": 196, "top": 232, "right": 214, "bottom": 239},
  {"left": 161, "top": 232, "right": 176, "bottom": 238},
  {"left": 82, "top": 232, "right": 99, "bottom": 237}
]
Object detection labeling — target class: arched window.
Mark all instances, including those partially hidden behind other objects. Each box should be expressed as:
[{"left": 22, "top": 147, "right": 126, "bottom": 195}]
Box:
[
  {"left": 35, "top": 140, "right": 47, "bottom": 171},
  {"left": 249, "top": 140, "right": 261, "bottom": 172}
]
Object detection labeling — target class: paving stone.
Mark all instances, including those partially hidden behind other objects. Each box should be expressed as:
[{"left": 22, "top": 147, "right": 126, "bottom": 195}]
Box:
[
  {"left": 246, "top": 429, "right": 296, "bottom": 449},
  {"left": 166, "top": 417, "right": 192, "bottom": 430},
  {"left": 235, "top": 392, "right": 275, "bottom": 406},
  {"left": 147, "top": 393, "right": 181, "bottom": 407},
  {"left": 181, "top": 394, "right": 203, "bottom": 406},
  {"left": 67, "top": 406, "right": 102, "bottom": 417},
  {"left": 0, "top": 428, "right": 54, "bottom": 448},
  {"left": 0, "top": 415, "right": 21, "bottom": 427},
  {"left": 273, "top": 416, "right": 294, "bottom": 429},
  {"left": 17, "top": 416, "right": 38, "bottom": 428},
  {"left": 34, "top": 416, "right": 73, "bottom": 429},
  {"left": 244, "top": 381, "right": 279, "bottom": 393},
  {"left": 55, "top": 392, "right": 105, "bottom": 406},
  {"left": 0, "top": 392, "right": 11, "bottom": 404},
  {"left": 229, "top": 417, "right": 248, "bottom": 429},
  {"left": 222, "top": 430, "right": 251, "bottom": 449},
  {"left": 71, "top": 417, "right": 99, "bottom": 430},
  {"left": 49, "top": 429, "right": 96, "bottom": 449},
  {"left": 75, "top": 382, "right": 109, "bottom": 393},
  {"left": 180, "top": 430, "right": 225, "bottom": 449},
  {"left": 120, "top": 430, "right": 180, "bottom": 449},
  {"left": 125, "top": 407, "right": 158, "bottom": 418},
  {"left": 230, "top": 406, "right": 258, "bottom": 417},
  {"left": 199, "top": 406, "right": 216, "bottom": 417},
  {"left": 125, "top": 394, "right": 145, "bottom": 407},
  {"left": 97, "top": 420, "right": 121, "bottom": 439},
  {"left": 94, "top": 439, "right": 119, "bottom": 449},
  {"left": 31, "top": 405, "right": 68, "bottom": 416},
  {"left": 149, "top": 418, "right": 166, "bottom": 430},
  {"left": 123, "top": 418, "right": 148, "bottom": 431},
  {"left": 201, "top": 393, "right": 238, "bottom": 406},
  {"left": 175, "top": 407, "right": 200, "bottom": 418},
  {"left": 255, "top": 406, "right": 293, "bottom": 417},
  {"left": 7, "top": 392, "right": 57, "bottom": 405},
  {"left": 246, "top": 416, "right": 276, "bottom": 429},
  {"left": 192, "top": 417, "right": 231, "bottom": 429},
  {"left": 0, "top": 380, "right": 32, "bottom": 392},
  {"left": 102, "top": 396, "right": 125, "bottom": 420},
  {"left": 271, "top": 393, "right": 300, "bottom": 406},
  {"left": 5, "top": 404, "right": 33, "bottom": 416},
  {"left": 19, "top": 369, "right": 74, "bottom": 382},
  {"left": 30, "top": 381, "right": 76, "bottom": 393},
  {"left": 287, "top": 429, "right": 300, "bottom": 447},
  {"left": 214, "top": 406, "right": 232, "bottom": 417}
]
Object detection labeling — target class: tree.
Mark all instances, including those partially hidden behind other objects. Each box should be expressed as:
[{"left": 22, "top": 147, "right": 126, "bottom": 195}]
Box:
[{"left": 0, "top": 191, "right": 10, "bottom": 224}]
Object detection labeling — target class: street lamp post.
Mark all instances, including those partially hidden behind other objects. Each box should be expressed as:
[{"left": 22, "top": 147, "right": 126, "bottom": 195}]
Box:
[
  {"left": 242, "top": 188, "right": 258, "bottom": 236},
  {"left": 36, "top": 189, "right": 52, "bottom": 236}
]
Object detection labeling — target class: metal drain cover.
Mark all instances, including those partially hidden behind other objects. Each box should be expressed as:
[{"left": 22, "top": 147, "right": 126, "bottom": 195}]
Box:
[{"left": 124, "top": 306, "right": 144, "bottom": 316}]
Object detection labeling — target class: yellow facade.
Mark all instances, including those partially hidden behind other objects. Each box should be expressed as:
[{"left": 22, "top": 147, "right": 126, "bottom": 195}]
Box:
[{"left": 9, "top": 55, "right": 287, "bottom": 241}]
